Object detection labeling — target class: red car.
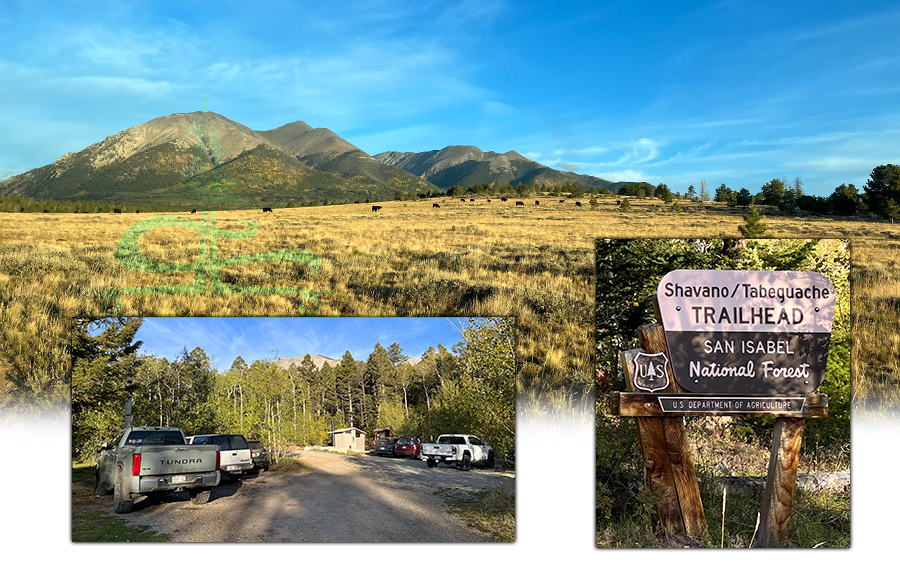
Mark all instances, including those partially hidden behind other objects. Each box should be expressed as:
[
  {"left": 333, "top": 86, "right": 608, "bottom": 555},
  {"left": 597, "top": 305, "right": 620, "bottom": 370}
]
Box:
[{"left": 393, "top": 437, "right": 422, "bottom": 459}]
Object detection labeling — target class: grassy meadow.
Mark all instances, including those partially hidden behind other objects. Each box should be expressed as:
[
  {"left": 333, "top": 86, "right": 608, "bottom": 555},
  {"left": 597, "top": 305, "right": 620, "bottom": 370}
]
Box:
[{"left": 1, "top": 195, "right": 899, "bottom": 416}]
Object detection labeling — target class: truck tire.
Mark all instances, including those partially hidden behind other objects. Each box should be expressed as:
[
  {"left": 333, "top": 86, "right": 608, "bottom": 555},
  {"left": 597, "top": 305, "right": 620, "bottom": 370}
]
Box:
[
  {"left": 113, "top": 466, "right": 134, "bottom": 514},
  {"left": 189, "top": 488, "right": 211, "bottom": 505},
  {"left": 94, "top": 467, "right": 110, "bottom": 496},
  {"left": 486, "top": 452, "right": 495, "bottom": 468},
  {"left": 426, "top": 458, "right": 436, "bottom": 468},
  {"left": 460, "top": 453, "right": 471, "bottom": 471}
]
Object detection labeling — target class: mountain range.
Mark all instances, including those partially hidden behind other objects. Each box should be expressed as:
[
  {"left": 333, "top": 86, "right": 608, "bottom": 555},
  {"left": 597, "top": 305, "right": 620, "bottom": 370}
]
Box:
[
  {"left": 273, "top": 354, "right": 422, "bottom": 372},
  {"left": 0, "top": 111, "right": 614, "bottom": 208}
]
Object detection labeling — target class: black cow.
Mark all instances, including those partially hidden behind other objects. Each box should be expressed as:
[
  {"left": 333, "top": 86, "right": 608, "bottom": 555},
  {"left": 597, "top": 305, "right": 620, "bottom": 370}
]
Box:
[
  {"left": 263, "top": 207, "right": 273, "bottom": 212},
  {"left": 535, "top": 201, "right": 540, "bottom": 205},
  {"left": 470, "top": 198, "right": 475, "bottom": 202},
  {"left": 372, "top": 205, "right": 382, "bottom": 212},
  {"left": 559, "top": 200, "right": 565, "bottom": 203},
  {"left": 433, "top": 203, "right": 441, "bottom": 208},
  {"left": 487, "top": 199, "right": 492, "bottom": 202},
  {"left": 135, "top": 209, "right": 141, "bottom": 213},
  {"left": 461, "top": 198, "right": 467, "bottom": 202},
  {"left": 501, "top": 197, "right": 508, "bottom": 202},
  {"left": 114, "top": 208, "right": 122, "bottom": 214},
  {"left": 515, "top": 201, "right": 525, "bottom": 206},
  {"left": 191, "top": 209, "right": 197, "bottom": 214},
  {"left": 43, "top": 210, "right": 50, "bottom": 213},
  {"left": 575, "top": 201, "right": 582, "bottom": 207}
]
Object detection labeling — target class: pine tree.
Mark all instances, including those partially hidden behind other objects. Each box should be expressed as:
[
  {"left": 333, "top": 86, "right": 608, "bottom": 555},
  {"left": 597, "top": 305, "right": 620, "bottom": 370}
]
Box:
[
  {"left": 70, "top": 317, "right": 144, "bottom": 461},
  {"left": 738, "top": 208, "right": 769, "bottom": 238}
]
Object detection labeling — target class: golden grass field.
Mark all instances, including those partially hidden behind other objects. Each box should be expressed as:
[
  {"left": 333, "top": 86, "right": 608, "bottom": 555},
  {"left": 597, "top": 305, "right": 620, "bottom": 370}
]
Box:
[{"left": 1, "top": 195, "right": 898, "bottom": 415}]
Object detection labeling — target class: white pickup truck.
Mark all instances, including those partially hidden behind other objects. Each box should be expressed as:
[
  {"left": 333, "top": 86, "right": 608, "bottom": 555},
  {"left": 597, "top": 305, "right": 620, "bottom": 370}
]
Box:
[
  {"left": 187, "top": 433, "right": 254, "bottom": 481},
  {"left": 421, "top": 434, "right": 494, "bottom": 470},
  {"left": 94, "top": 427, "right": 221, "bottom": 513}
]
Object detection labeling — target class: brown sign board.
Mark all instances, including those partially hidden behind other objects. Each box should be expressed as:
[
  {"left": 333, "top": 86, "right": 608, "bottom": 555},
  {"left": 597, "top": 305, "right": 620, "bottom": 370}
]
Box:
[
  {"left": 612, "top": 392, "right": 828, "bottom": 418},
  {"left": 657, "top": 270, "right": 836, "bottom": 395}
]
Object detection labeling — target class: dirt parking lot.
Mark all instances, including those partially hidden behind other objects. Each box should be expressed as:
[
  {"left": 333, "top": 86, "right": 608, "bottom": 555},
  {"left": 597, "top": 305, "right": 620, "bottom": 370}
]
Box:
[{"left": 83, "top": 450, "right": 514, "bottom": 542}]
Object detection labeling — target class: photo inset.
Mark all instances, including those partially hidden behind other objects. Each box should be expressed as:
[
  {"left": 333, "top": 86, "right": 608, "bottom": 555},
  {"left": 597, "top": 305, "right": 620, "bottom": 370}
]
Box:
[
  {"left": 595, "top": 238, "right": 850, "bottom": 548},
  {"left": 71, "top": 317, "right": 515, "bottom": 542}
]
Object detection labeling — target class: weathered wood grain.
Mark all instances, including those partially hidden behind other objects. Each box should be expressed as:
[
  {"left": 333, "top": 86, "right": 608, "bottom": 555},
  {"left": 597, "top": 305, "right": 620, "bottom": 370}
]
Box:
[
  {"left": 757, "top": 417, "right": 806, "bottom": 547},
  {"left": 618, "top": 323, "right": 709, "bottom": 539}
]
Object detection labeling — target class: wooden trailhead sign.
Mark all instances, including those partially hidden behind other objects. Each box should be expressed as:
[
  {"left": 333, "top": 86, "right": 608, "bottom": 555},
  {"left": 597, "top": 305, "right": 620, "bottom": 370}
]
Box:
[
  {"left": 656, "top": 270, "right": 836, "bottom": 395},
  {"left": 609, "top": 267, "right": 838, "bottom": 547}
]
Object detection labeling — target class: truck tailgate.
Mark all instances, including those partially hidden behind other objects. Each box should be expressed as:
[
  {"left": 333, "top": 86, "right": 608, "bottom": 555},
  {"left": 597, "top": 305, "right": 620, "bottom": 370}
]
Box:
[
  {"left": 137, "top": 445, "right": 218, "bottom": 475},
  {"left": 423, "top": 444, "right": 454, "bottom": 457}
]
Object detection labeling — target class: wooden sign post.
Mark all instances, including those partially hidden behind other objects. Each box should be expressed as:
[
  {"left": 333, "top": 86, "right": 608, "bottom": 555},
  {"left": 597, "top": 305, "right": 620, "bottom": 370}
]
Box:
[
  {"left": 620, "top": 324, "right": 708, "bottom": 539},
  {"left": 611, "top": 269, "right": 836, "bottom": 547}
]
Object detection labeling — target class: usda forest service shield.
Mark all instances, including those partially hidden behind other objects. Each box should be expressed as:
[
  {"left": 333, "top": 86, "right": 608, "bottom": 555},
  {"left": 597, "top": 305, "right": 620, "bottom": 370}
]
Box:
[{"left": 633, "top": 352, "right": 671, "bottom": 393}]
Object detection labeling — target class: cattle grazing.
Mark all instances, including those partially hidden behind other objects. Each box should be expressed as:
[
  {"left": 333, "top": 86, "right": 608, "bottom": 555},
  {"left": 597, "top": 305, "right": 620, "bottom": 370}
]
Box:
[
  {"left": 43, "top": 210, "right": 50, "bottom": 213},
  {"left": 487, "top": 199, "right": 492, "bottom": 202},
  {"left": 559, "top": 200, "right": 565, "bottom": 203},
  {"left": 263, "top": 207, "right": 273, "bottom": 212},
  {"left": 461, "top": 198, "right": 467, "bottom": 202},
  {"left": 135, "top": 209, "right": 141, "bottom": 213},
  {"left": 535, "top": 201, "right": 540, "bottom": 205},
  {"left": 114, "top": 208, "right": 122, "bottom": 214},
  {"left": 433, "top": 203, "right": 441, "bottom": 208},
  {"left": 515, "top": 201, "right": 525, "bottom": 206},
  {"left": 575, "top": 201, "right": 582, "bottom": 207},
  {"left": 191, "top": 209, "right": 197, "bottom": 214},
  {"left": 501, "top": 197, "right": 508, "bottom": 202},
  {"left": 372, "top": 205, "right": 382, "bottom": 212},
  {"left": 469, "top": 198, "right": 475, "bottom": 202}
]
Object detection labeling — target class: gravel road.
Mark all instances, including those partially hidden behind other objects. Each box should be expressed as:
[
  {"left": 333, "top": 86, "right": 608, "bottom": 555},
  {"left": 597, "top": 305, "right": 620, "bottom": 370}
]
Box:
[{"left": 95, "top": 450, "right": 514, "bottom": 542}]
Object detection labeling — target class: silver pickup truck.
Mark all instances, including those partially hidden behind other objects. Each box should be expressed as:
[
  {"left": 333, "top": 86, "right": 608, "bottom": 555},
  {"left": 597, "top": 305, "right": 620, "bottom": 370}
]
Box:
[
  {"left": 421, "top": 434, "right": 494, "bottom": 470},
  {"left": 94, "top": 427, "right": 221, "bottom": 513}
]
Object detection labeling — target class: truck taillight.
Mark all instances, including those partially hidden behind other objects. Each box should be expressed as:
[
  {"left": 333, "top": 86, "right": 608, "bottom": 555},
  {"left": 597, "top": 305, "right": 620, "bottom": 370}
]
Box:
[
  {"left": 131, "top": 453, "right": 141, "bottom": 476},
  {"left": 452, "top": 446, "right": 457, "bottom": 454},
  {"left": 216, "top": 451, "right": 221, "bottom": 471}
]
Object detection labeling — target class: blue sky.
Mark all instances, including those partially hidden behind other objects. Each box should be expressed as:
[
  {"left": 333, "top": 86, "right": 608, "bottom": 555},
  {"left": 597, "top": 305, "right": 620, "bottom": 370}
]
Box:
[
  {"left": 133, "top": 317, "right": 469, "bottom": 371},
  {"left": 1, "top": 1, "right": 898, "bottom": 196}
]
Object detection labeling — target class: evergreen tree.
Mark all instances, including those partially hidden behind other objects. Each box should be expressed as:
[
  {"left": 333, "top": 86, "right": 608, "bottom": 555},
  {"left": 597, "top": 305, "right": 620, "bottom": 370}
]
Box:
[
  {"left": 862, "top": 164, "right": 900, "bottom": 219},
  {"left": 363, "top": 344, "right": 392, "bottom": 428},
  {"left": 70, "top": 317, "right": 144, "bottom": 461},
  {"left": 738, "top": 208, "right": 769, "bottom": 238},
  {"left": 655, "top": 183, "right": 673, "bottom": 203},
  {"left": 735, "top": 187, "right": 753, "bottom": 207},
  {"left": 758, "top": 178, "right": 787, "bottom": 207},
  {"left": 829, "top": 184, "right": 859, "bottom": 216}
]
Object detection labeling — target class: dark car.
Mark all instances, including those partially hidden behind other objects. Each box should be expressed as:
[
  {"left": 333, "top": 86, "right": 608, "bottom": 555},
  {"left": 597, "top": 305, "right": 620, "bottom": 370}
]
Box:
[
  {"left": 374, "top": 437, "right": 399, "bottom": 456},
  {"left": 247, "top": 439, "right": 269, "bottom": 472},
  {"left": 393, "top": 437, "right": 422, "bottom": 459}
]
